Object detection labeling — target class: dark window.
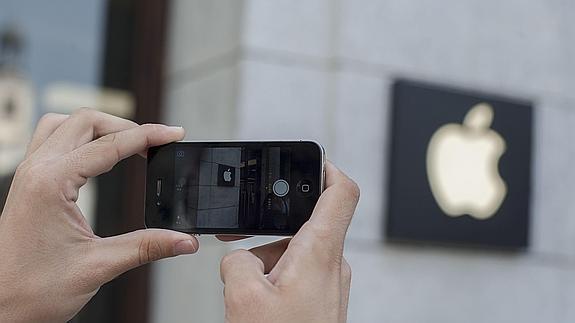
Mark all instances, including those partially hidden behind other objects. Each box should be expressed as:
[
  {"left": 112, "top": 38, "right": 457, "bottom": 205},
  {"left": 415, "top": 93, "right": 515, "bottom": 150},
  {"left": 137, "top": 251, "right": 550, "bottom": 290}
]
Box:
[{"left": 4, "top": 97, "right": 15, "bottom": 117}]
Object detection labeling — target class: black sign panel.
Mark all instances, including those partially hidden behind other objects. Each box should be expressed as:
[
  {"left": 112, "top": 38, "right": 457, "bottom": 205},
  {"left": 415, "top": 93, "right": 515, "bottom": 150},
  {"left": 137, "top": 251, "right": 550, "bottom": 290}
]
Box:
[
  {"left": 217, "top": 164, "right": 236, "bottom": 187},
  {"left": 386, "top": 79, "right": 532, "bottom": 248}
]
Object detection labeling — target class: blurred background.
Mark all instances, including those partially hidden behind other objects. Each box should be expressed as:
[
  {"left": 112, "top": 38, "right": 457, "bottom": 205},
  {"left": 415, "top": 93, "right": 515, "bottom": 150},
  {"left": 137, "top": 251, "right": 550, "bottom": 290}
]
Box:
[{"left": 0, "top": 0, "right": 574, "bottom": 322}]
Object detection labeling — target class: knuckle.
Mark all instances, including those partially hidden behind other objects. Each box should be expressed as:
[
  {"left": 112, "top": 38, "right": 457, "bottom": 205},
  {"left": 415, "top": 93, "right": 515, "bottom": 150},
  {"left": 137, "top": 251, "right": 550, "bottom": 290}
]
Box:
[
  {"left": 62, "top": 147, "right": 87, "bottom": 172},
  {"left": 37, "top": 113, "right": 63, "bottom": 129},
  {"left": 71, "top": 107, "right": 104, "bottom": 126},
  {"left": 70, "top": 108, "right": 98, "bottom": 127},
  {"left": 98, "top": 132, "right": 113, "bottom": 143},
  {"left": 341, "top": 178, "right": 361, "bottom": 203},
  {"left": 138, "top": 237, "right": 165, "bottom": 265},
  {"left": 220, "top": 250, "right": 249, "bottom": 272},
  {"left": 341, "top": 257, "right": 352, "bottom": 282},
  {"left": 220, "top": 253, "right": 235, "bottom": 271},
  {"left": 98, "top": 132, "right": 119, "bottom": 145},
  {"left": 73, "top": 107, "right": 96, "bottom": 118},
  {"left": 95, "top": 133, "right": 122, "bottom": 165}
]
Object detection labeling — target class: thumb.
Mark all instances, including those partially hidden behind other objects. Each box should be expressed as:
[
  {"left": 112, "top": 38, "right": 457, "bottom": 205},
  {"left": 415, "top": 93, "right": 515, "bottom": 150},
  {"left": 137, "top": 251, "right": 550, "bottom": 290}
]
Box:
[
  {"left": 92, "top": 229, "right": 199, "bottom": 284},
  {"left": 220, "top": 250, "right": 271, "bottom": 294}
]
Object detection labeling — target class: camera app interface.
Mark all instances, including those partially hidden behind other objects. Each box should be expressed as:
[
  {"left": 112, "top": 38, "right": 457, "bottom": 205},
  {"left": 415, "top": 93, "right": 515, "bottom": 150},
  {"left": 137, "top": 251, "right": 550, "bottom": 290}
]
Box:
[{"left": 170, "top": 144, "right": 315, "bottom": 231}]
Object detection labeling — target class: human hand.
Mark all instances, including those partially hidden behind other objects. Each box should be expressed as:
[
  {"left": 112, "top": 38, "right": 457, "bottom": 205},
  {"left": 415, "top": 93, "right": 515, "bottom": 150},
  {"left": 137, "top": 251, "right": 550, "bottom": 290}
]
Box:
[
  {"left": 220, "top": 162, "right": 360, "bottom": 323},
  {"left": 0, "top": 109, "right": 199, "bottom": 323}
]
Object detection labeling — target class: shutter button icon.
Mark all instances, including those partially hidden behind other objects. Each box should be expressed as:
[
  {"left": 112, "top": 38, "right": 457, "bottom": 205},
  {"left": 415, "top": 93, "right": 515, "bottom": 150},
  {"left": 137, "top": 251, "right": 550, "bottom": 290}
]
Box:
[{"left": 273, "top": 179, "right": 289, "bottom": 197}]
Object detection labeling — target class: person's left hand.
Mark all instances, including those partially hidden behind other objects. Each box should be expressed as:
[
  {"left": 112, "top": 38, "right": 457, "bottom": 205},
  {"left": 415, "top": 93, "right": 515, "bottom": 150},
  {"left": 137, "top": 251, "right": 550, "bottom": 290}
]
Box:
[{"left": 0, "top": 109, "right": 199, "bottom": 323}]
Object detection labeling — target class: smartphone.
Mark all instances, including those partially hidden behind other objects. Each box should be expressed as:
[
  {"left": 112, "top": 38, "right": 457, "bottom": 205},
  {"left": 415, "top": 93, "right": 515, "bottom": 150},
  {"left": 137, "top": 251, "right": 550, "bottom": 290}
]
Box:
[{"left": 145, "top": 141, "right": 326, "bottom": 236}]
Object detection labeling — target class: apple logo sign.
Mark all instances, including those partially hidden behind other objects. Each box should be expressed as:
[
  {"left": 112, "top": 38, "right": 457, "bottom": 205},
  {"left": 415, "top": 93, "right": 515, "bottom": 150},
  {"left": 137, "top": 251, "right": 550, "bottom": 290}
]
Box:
[
  {"left": 426, "top": 103, "right": 507, "bottom": 220},
  {"left": 223, "top": 168, "right": 232, "bottom": 182},
  {"left": 218, "top": 164, "right": 235, "bottom": 187},
  {"left": 386, "top": 79, "right": 533, "bottom": 248}
]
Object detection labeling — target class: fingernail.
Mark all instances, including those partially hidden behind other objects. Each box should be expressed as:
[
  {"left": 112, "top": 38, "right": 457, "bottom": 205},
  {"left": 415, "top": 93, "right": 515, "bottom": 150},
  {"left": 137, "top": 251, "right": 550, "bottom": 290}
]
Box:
[
  {"left": 168, "top": 126, "right": 185, "bottom": 136},
  {"left": 174, "top": 239, "right": 198, "bottom": 255}
]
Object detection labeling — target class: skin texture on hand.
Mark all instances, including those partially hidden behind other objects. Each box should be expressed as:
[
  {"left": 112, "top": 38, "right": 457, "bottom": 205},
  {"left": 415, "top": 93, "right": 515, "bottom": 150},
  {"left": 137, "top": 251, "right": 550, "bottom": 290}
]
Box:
[
  {"left": 0, "top": 109, "right": 199, "bottom": 323},
  {"left": 220, "top": 162, "right": 360, "bottom": 323}
]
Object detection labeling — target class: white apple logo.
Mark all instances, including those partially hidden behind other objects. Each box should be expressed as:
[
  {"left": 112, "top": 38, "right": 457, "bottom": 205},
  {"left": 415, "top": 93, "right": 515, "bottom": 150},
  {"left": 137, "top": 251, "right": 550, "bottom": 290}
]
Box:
[
  {"left": 426, "top": 103, "right": 507, "bottom": 220},
  {"left": 223, "top": 168, "right": 232, "bottom": 182}
]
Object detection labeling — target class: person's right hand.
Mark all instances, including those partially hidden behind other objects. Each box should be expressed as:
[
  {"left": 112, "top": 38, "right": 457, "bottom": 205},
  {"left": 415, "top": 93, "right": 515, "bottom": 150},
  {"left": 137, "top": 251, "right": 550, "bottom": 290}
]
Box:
[
  {"left": 0, "top": 109, "right": 198, "bottom": 323},
  {"left": 220, "top": 162, "right": 360, "bottom": 323}
]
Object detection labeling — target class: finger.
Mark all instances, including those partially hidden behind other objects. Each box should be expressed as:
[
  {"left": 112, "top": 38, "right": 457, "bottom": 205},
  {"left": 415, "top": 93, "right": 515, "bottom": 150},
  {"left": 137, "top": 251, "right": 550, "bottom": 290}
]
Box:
[
  {"left": 25, "top": 113, "right": 69, "bottom": 158},
  {"left": 91, "top": 229, "right": 198, "bottom": 284},
  {"left": 63, "top": 124, "right": 184, "bottom": 181},
  {"left": 220, "top": 250, "right": 270, "bottom": 288},
  {"left": 325, "top": 160, "right": 347, "bottom": 187},
  {"left": 290, "top": 162, "right": 360, "bottom": 262},
  {"left": 35, "top": 108, "right": 139, "bottom": 158},
  {"left": 339, "top": 257, "right": 352, "bottom": 323},
  {"left": 249, "top": 238, "right": 290, "bottom": 274},
  {"left": 216, "top": 235, "right": 252, "bottom": 242}
]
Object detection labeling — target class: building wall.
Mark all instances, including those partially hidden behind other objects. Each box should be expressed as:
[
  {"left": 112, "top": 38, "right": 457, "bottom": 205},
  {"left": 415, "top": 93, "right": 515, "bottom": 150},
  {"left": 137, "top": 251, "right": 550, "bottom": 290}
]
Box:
[
  {"left": 196, "top": 148, "right": 241, "bottom": 228},
  {"left": 152, "top": 1, "right": 575, "bottom": 322}
]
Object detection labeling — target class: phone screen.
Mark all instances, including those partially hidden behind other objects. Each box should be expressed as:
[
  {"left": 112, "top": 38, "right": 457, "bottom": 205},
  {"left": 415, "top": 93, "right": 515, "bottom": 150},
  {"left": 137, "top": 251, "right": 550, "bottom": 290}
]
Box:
[{"left": 146, "top": 141, "right": 324, "bottom": 235}]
